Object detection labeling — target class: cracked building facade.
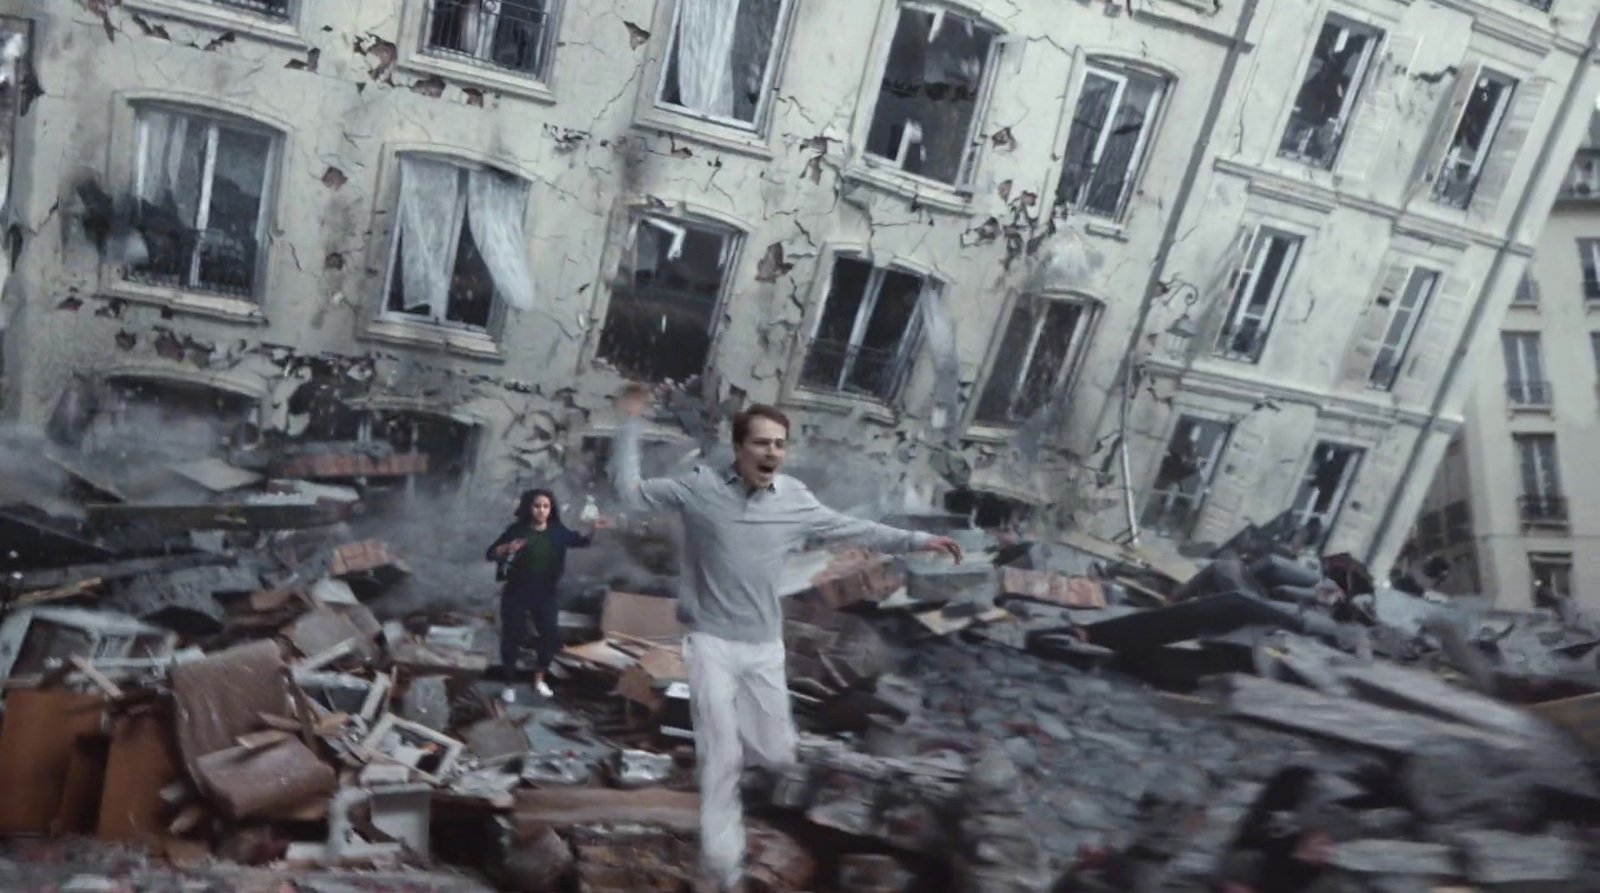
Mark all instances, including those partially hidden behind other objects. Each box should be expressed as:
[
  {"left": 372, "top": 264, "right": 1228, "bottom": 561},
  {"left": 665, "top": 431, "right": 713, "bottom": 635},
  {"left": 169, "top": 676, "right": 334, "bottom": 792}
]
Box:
[{"left": 0, "top": 0, "right": 1596, "bottom": 582}]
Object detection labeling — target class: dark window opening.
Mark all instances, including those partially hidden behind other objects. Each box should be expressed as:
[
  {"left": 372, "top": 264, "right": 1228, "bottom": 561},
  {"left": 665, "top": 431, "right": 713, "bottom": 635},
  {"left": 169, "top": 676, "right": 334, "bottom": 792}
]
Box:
[
  {"left": 1216, "top": 229, "right": 1300, "bottom": 363},
  {"left": 1501, "top": 332, "right": 1549, "bottom": 407},
  {"left": 1057, "top": 62, "right": 1165, "bottom": 219},
  {"left": 943, "top": 488, "right": 1027, "bottom": 530},
  {"left": 1579, "top": 239, "right": 1600, "bottom": 300},
  {"left": 358, "top": 410, "right": 477, "bottom": 507},
  {"left": 424, "top": 0, "right": 552, "bottom": 77},
  {"left": 1278, "top": 18, "right": 1380, "bottom": 169},
  {"left": 801, "top": 257, "right": 925, "bottom": 403},
  {"left": 1513, "top": 271, "right": 1540, "bottom": 306},
  {"left": 1141, "top": 416, "right": 1231, "bottom": 539},
  {"left": 975, "top": 295, "right": 1088, "bottom": 426},
  {"left": 1290, "top": 441, "right": 1363, "bottom": 551},
  {"left": 865, "top": 6, "right": 998, "bottom": 186},
  {"left": 388, "top": 224, "right": 496, "bottom": 329},
  {"left": 1531, "top": 553, "right": 1572, "bottom": 610},
  {"left": 597, "top": 216, "right": 733, "bottom": 386},
  {"left": 1433, "top": 71, "right": 1516, "bottom": 209},
  {"left": 1369, "top": 268, "right": 1436, "bottom": 391},
  {"left": 1514, "top": 433, "right": 1565, "bottom": 525},
  {"left": 130, "top": 109, "right": 273, "bottom": 300},
  {"left": 659, "top": 0, "right": 784, "bottom": 125}
]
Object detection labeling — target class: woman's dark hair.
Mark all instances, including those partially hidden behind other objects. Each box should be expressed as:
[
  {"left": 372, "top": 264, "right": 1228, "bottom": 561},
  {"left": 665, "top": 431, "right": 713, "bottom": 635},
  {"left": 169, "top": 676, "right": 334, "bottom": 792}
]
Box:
[{"left": 514, "top": 488, "right": 563, "bottom": 527}]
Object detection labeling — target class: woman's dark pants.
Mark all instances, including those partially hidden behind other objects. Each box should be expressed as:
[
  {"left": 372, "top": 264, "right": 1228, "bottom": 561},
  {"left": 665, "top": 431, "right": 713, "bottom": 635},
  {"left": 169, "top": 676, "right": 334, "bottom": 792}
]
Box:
[{"left": 500, "top": 579, "right": 560, "bottom": 675}]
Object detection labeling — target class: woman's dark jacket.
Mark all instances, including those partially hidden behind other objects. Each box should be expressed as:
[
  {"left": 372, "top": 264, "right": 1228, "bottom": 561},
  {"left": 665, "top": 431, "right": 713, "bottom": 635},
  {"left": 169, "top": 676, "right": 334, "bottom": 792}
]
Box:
[{"left": 486, "top": 523, "right": 591, "bottom": 585}]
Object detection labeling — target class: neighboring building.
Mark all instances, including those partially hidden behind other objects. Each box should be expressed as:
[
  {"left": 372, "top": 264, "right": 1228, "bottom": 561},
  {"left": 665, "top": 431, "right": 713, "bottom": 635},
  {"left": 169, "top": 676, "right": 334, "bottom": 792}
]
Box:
[
  {"left": 0, "top": 0, "right": 1595, "bottom": 586},
  {"left": 1406, "top": 112, "right": 1600, "bottom": 610}
]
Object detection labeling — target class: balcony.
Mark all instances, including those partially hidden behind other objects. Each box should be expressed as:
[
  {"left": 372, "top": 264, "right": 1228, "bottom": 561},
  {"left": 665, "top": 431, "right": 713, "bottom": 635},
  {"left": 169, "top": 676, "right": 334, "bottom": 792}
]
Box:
[
  {"left": 1520, "top": 494, "right": 1568, "bottom": 525},
  {"left": 1507, "top": 380, "right": 1553, "bottom": 408}
]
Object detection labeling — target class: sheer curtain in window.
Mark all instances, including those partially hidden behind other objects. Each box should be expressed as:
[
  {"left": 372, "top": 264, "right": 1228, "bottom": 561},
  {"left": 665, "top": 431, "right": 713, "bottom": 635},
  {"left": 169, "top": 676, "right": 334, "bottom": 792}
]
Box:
[
  {"left": 466, "top": 168, "right": 534, "bottom": 310},
  {"left": 676, "top": 0, "right": 739, "bottom": 116}
]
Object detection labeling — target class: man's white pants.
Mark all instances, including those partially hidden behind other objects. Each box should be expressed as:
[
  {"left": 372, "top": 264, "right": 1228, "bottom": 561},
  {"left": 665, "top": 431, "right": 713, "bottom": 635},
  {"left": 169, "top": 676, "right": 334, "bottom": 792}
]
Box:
[{"left": 683, "top": 632, "right": 797, "bottom": 889}]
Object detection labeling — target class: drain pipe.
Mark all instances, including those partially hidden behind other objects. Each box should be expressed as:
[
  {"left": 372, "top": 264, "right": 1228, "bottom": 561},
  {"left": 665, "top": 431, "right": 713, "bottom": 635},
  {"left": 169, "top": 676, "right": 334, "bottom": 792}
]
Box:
[
  {"left": 1110, "top": 0, "right": 1263, "bottom": 542},
  {"left": 1362, "top": 18, "right": 1600, "bottom": 571}
]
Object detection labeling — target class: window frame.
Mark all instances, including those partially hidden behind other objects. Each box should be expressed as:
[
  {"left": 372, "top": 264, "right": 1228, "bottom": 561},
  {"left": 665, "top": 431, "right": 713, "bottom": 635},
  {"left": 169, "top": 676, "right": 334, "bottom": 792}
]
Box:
[
  {"left": 1579, "top": 239, "right": 1600, "bottom": 301},
  {"left": 1290, "top": 441, "right": 1365, "bottom": 549},
  {"left": 1368, "top": 266, "right": 1439, "bottom": 392},
  {"left": 594, "top": 212, "right": 743, "bottom": 385},
  {"left": 209, "top": 0, "right": 292, "bottom": 18},
  {"left": 1513, "top": 432, "right": 1562, "bottom": 500},
  {"left": 1501, "top": 330, "right": 1549, "bottom": 406},
  {"left": 378, "top": 154, "right": 528, "bottom": 336},
  {"left": 418, "top": 0, "right": 563, "bottom": 83},
  {"left": 1432, "top": 67, "right": 1518, "bottom": 209},
  {"left": 1215, "top": 226, "right": 1302, "bottom": 364},
  {"left": 1056, "top": 58, "right": 1168, "bottom": 221},
  {"left": 128, "top": 103, "right": 282, "bottom": 303},
  {"left": 1529, "top": 551, "right": 1572, "bottom": 608},
  {"left": 651, "top": 0, "right": 794, "bottom": 134},
  {"left": 798, "top": 255, "right": 931, "bottom": 405},
  {"left": 972, "top": 292, "right": 1096, "bottom": 428},
  {"left": 1141, "top": 415, "right": 1233, "bottom": 539},
  {"left": 1277, "top": 14, "right": 1383, "bottom": 170},
  {"left": 860, "top": 1, "right": 1007, "bottom": 191}
]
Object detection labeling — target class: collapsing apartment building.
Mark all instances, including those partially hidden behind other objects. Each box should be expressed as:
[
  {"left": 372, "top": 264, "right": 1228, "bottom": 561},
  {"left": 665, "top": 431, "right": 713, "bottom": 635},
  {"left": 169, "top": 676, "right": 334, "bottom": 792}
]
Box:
[{"left": 0, "top": 0, "right": 1596, "bottom": 583}]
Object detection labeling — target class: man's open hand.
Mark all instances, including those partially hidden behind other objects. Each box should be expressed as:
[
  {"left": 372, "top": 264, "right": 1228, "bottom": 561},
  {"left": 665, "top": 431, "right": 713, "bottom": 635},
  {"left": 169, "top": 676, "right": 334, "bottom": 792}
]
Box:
[{"left": 921, "top": 536, "right": 963, "bottom": 563}]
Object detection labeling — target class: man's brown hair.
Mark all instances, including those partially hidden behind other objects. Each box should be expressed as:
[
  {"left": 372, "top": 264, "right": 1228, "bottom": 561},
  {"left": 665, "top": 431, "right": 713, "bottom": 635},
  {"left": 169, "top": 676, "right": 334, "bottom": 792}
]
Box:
[{"left": 731, "top": 404, "right": 790, "bottom": 446}]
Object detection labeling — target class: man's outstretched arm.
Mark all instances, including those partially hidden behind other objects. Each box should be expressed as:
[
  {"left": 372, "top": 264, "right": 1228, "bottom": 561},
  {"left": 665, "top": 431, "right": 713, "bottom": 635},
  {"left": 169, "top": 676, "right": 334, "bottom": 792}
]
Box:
[
  {"left": 794, "top": 483, "right": 962, "bottom": 561},
  {"left": 611, "top": 394, "right": 693, "bottom": 514}
]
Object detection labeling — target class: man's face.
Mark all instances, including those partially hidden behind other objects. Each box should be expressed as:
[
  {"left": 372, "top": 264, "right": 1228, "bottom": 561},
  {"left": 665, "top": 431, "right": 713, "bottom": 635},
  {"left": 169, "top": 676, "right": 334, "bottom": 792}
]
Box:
[{"left": 735, "top": 417, "right": 787, "bottom": 491}]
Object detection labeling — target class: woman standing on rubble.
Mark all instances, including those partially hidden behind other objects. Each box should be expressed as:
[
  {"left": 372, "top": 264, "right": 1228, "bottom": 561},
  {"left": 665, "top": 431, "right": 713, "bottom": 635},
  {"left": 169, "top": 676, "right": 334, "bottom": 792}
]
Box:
[{"left": 487, "top": 489, "right": 604, "bottom": 702}]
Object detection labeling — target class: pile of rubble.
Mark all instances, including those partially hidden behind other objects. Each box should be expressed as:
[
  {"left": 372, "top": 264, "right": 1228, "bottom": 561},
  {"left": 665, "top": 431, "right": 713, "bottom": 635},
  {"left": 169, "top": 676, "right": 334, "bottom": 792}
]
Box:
[{"left": 8, "top": 448, "right": 1600, "bottom": 893}]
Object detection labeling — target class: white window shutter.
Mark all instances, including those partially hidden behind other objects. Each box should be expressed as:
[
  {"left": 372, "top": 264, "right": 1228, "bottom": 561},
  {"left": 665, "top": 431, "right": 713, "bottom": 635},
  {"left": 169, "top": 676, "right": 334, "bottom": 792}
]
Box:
[
  {"left": 1411, "top": 60, "right": 1483, "bottom": 202},
  {"left": 1323, "top": 444, "right": 1401, "bottom": 557},
  {"left": 1468, "top": 78, "right": 1551, "bottom": 225},
  {"left": 1392, "top": 273, "right": 1474, "bottom": 406},
  {"left": 1337, "top": 34, "right": 1421, "bottom": 185},
  {"left": 1192, "top": 423, "right": 1268, "bottom": 544},
  {"left": 1341, "top": 260, "right": 1410, "bottom": 389}
]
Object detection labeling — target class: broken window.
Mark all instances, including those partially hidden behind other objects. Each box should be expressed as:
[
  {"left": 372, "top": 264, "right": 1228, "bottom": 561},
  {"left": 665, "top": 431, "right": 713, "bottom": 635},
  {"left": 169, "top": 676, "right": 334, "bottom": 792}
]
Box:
[
  {"left": 1514, "top": 433, "right": 1564, "bottom": 524},
  {"left": 1530, "top": 552, "right": 1571, "bottom": 608},
  {"left": 1290, "top": 442, "right": 1363, "bottom": 551},
  {"left": 130, "top": 107, "right": 277, "bottom": 300},
  {"left": 1368, "top": 267, "right": 1437, "bottom": 391},
  {"left": 385, "top": 156, "right": 534, "bottom": 331},
  {"left": 597, "top": 215, "right": 735, "bottom": 385},
  {"left": 1432, "top": 69, "right": 1517, "bottom": 209},
  {"left": 657, "top": 0, "right": 788, "bottom": 127},
  {"left": 1443, "top": 500, "right": 1471, "bottom": 544},
  {"left": 801, "top": 257, "right": 926, "bottom": 403},
  {"left": 1501, "top": 331, "right": 1548, "bottom": 406},
  {"left": 1579, "top": 240, "right": 1600, "bottom": 300},
  {"left": 424, "top": 0, "right": 555, "bottom": 78},
  {"left": 357, "top": 409, "right": 478, "bottom": 506},
  {"left": 1415, "top": 510, "right": 1444, "bottom": 552},
  {"left": 1056, "top": 60, "right": 1166, "bottom": 219},
  {"left": 211, "top": 0, "right": 290, "bottom": 18},
  {"left": 1141, "top": 417, "right": 1232, "bottom": 539},
  {"left": 1513, "top": 271, "right": 1540, "bottom": 306},
  {"left": 944, "top": 489, "right": 1029, "bottom": 530},
  {"left": 974, "top": 294, "right": 1091, "bottom": 426},
  {"left": 1279, "top": 17, "right": 1381, "bottom": 169},
  {"left": 1215, "top": 228, "right": 1301, "bottom": 363},
  {"left": 865, "top": 4, "right": 1000, "bottom": 186}
]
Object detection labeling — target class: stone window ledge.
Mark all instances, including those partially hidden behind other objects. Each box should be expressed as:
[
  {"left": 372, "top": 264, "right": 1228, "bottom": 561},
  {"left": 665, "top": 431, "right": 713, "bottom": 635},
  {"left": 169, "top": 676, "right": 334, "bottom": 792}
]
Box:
[
  {"left": 363, "top": 318, "right": 505, "bottom": 362},
  {"left": 843, "top": 161, "right": 974, "bottom": 215},
  {"left": 785, "top": 387, "right": 899, "bottom": 426},
  {"left": 633, "top": 108, "right": 776, "bottom": 162},
  {"left": 121, "top": 0, "right": 311, "bottom": 51},
  {"left": 395, "top": 53, "right": 557, "bottom": 107},
  {"left": 102, "top": 280, "right": 268, "bottom": 325}
]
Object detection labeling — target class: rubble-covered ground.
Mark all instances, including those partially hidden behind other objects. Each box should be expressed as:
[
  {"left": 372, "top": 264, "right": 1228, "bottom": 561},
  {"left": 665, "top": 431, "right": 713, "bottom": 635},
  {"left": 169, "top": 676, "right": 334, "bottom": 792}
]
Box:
[{"left": 7, "top": 402, "right": 1600, "bottom": 893}]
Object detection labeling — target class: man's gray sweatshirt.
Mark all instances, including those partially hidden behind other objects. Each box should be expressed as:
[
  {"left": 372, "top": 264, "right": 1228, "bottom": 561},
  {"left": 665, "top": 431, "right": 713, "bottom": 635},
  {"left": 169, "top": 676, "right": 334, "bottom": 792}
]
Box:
[{"left": 612, "top": 419, "right": 932, "bottom": 644}]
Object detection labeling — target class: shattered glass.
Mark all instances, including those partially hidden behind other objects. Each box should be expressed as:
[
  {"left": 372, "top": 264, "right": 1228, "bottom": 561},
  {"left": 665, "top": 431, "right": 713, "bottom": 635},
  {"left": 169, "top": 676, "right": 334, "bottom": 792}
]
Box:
[
  {"left": 1278, "top": 20, "right": 1377, "bottom": 169},
  {"left": 597, "top": 216, "right": 730, "bottom": 384},
  {"left": 1142, "top": 417, "right": 1230, "bottom": 538},
  {"left": 867, "top": 7, "right": 996, "bottom": 185},
  {"left": 1289, "top": 442, "right": 1363, "bottom": 547},
  {"left": 801, "top": 258, "right": 923, "bottom": 402},
  {"left": 974, "top": 296, "right": 1085, "bottom": 426},
  {"left": 131, "top": 109, "right": 269, "bottom": 299},
  {"left": 1058, "top": 64, "right": 1165, "bottom": 218}
]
